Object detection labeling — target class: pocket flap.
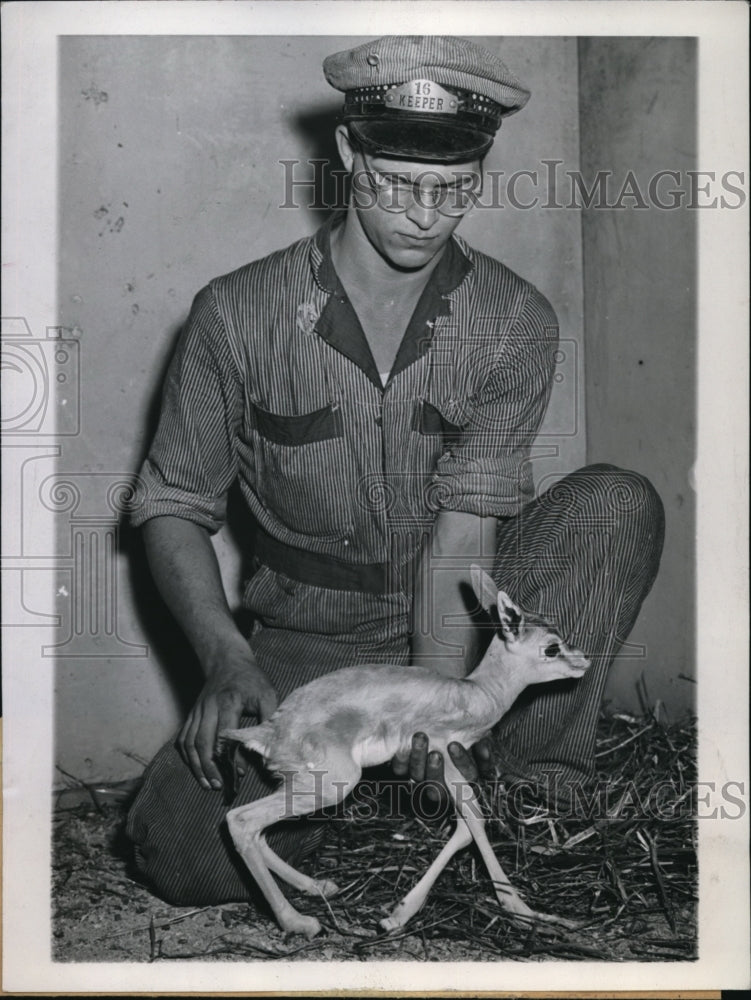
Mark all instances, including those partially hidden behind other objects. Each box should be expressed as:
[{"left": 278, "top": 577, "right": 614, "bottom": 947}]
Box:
[
  {"left": 415, "top": 399, "right": 463, "bottom": 446},
  {"left": 251, "top": 401, "right": 343, "bottom": 446}
]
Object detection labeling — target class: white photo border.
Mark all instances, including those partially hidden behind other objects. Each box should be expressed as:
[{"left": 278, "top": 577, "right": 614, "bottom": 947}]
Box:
[{"left": 2, "top": 0, "right": 749, "bottom": 993}]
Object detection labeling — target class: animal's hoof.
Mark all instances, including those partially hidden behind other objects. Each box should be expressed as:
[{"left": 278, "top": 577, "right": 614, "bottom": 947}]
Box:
[
  {"left": 313, "top": 878, "right": 339, "bottom": 898},
  {"left": 378, "top": 915, "right": 403, "bottom": 934},
  {"left": 283, "top": 914, "right": 322, "bottom": 940}
]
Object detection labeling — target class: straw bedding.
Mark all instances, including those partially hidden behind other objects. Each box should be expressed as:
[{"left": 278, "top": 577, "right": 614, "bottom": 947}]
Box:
[{"left": 52, "top": 711, "right": 697, "bottom": 962}]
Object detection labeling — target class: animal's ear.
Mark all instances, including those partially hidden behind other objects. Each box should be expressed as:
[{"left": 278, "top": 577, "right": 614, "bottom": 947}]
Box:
[
  {"left": 497, "top": 591, "right": 524, "bottom": 640},
  {"left": 470, "top": 565, "right": 498, "bottom": 613}
]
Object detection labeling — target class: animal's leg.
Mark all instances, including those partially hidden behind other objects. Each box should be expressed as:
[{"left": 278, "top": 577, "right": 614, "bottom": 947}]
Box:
[
  {"left": 226, "top": 790, "right": 322, "bottom": 938},
  {"left": 258, "top": 838, "right": 339, "bottom": 898},
  {"left": 379, "top": 816, "right": 472, "bottom": 932},
  {"left": 227, "top": 752, "right": 361, "bottom": 937},
  {"left": 254, "top": 756, "right": 359, "bottom": 899},
  {"left": 443, "top": 757, "right": 574, "bottom": 928}
]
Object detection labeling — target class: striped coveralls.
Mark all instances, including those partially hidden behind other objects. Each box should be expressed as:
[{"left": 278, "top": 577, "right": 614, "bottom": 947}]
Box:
[{"left": 128, "top": 215, "right": 664, "bottom": 905}]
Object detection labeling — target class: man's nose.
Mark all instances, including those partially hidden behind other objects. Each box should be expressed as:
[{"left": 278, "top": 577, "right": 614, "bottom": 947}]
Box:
[{"left": 404, "top": 191, "right": 440, "bottom": 230}]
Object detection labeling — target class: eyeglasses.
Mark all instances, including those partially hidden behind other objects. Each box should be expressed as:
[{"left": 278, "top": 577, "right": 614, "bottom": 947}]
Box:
[{"left": 355, "top": 154, "right": 483, "bottom": 217}]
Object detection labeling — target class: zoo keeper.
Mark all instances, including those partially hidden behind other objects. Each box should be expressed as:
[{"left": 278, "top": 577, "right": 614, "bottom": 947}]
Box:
[{"left": 127, "top": 36, "right": 665, "bottom": 905}]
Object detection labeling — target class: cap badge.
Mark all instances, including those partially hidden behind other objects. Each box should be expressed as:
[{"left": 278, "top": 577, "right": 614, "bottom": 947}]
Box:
[{"left": 384, "top": 79, "right": 459, "bottom": 116}]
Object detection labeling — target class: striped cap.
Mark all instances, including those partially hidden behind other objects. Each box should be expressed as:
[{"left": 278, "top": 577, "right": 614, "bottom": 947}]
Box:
[{"left": 323, "top": 35, "right": 530, "bottom": 162}]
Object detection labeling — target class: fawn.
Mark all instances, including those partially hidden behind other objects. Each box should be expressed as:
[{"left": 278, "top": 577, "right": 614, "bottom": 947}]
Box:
[{"left": 222, "top": 566, "right": 590, "bottom": 938}]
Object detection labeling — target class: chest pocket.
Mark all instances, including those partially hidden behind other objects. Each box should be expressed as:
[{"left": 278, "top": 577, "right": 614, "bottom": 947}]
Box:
[
  {"left": 414, "top": 399, "right": 463, "bottom": 447},
  {"left": 250, "top": 401, "right": 353, "bottom": 538}
]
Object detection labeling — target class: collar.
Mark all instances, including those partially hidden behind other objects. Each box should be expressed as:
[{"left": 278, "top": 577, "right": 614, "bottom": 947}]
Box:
[{"left": 309, "top": 213, "right": 473, "bottom": 390}]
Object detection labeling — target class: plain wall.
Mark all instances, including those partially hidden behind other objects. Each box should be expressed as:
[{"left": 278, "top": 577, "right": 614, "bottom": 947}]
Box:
[
  {"left": 55, "top": 35, "right": 587, "bottom": 782},
  {"left": 579, "top": 38, "right": 696, "bottom": 717}
]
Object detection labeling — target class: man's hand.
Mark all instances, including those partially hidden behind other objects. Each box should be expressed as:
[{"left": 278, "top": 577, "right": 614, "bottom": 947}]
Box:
[
  {"left": 177, "top": 653, "right": 278, "bottom": 791},
  {"left": 142, "top": 517, "right": 279, "bottom": 789},
  {"left": 391, "top": 732, "right": 495, "bottom": 811}
]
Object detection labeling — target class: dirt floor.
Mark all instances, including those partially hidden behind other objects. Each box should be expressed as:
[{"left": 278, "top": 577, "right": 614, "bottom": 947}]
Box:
[{"left": 52, "top": 712, "right": 698, "bottom": 963}]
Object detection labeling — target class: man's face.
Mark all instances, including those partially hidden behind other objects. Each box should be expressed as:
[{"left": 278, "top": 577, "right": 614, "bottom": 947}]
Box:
[{"left": 337, "top": 132, "right": 483, "bottom": 271}]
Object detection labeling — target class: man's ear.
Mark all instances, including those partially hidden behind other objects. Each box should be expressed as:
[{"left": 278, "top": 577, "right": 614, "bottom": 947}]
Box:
[
  {"left": 497, "top": 591, "right": 523, "bottom": 640},
  {"left": 334, "top": 124, "right": 356, "bottom": 173},
  {"left": 470, "top": 565, "right": 498, "bottom": 613}
]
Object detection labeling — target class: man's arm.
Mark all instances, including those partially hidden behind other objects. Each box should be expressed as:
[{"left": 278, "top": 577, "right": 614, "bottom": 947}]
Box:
[
  {"left": 397, "top": 286, "right": 558, "bottom": 792},
  {"left": 410, "top": 510, "right": 497, "bottom": 676},
  {"left": 142, "top": 515, "right": 278, "bottom": 790},
  {"left": 393, "top": 511, "right": 496, "bottom": 791}
]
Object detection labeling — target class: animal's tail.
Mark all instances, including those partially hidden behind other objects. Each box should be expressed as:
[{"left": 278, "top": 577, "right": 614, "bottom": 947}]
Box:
[{"left": 219, "top": 723, "right": 272, "bottom": 758}]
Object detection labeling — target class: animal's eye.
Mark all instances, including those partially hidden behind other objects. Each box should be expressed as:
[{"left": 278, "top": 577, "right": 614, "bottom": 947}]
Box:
[{"left": 544, "top": 643, "right": 560, "bottom": 658}]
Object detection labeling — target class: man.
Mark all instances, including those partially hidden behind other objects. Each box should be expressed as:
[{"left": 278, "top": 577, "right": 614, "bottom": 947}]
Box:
[{"left": 128, "top": 36, "right": 664, "bottom": 906}]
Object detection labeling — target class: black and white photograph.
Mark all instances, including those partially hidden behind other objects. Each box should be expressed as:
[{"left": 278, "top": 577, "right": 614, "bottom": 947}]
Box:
[{"left": 2, "top": 1, "right": 748, "bottom": 993}]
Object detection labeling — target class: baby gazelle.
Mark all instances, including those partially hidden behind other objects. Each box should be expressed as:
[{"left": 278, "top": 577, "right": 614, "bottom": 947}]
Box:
[{"left": 222, "top": 567, "right": 589, "bottom": 938}]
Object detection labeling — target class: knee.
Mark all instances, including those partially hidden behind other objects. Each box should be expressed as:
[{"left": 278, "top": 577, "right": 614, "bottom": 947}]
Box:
[
  {"left": 559, "top": 464, "right": 664, "bottom": 530},
  {"left": 576, "top": 467, "right": 667, "bottom": 583},
  {"left": 126, "top": 803, "right": 195, "bottom": 907},
  {"left": 603, "top": 465, "right": 662, "bottom": 509},
  {"left": 127, "top": 790, "right": 241, "bottom": 908},
  {"left": 226, "top": 806, "right": 259, "bottom": 845},
  {"left": 541, "top": 465, "right": 665, "bottom": 574},
  {"left": 226, "top": 807, "right": 242, "bottom": 839}
]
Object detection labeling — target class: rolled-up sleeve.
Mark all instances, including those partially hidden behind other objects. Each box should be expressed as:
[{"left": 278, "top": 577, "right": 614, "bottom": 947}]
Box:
[
  {"left": 433, "top": 286, "right": 558, "bottom": 518},
  {"left": 131, "top": 285, "right": 242, "bottom": 533}
]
